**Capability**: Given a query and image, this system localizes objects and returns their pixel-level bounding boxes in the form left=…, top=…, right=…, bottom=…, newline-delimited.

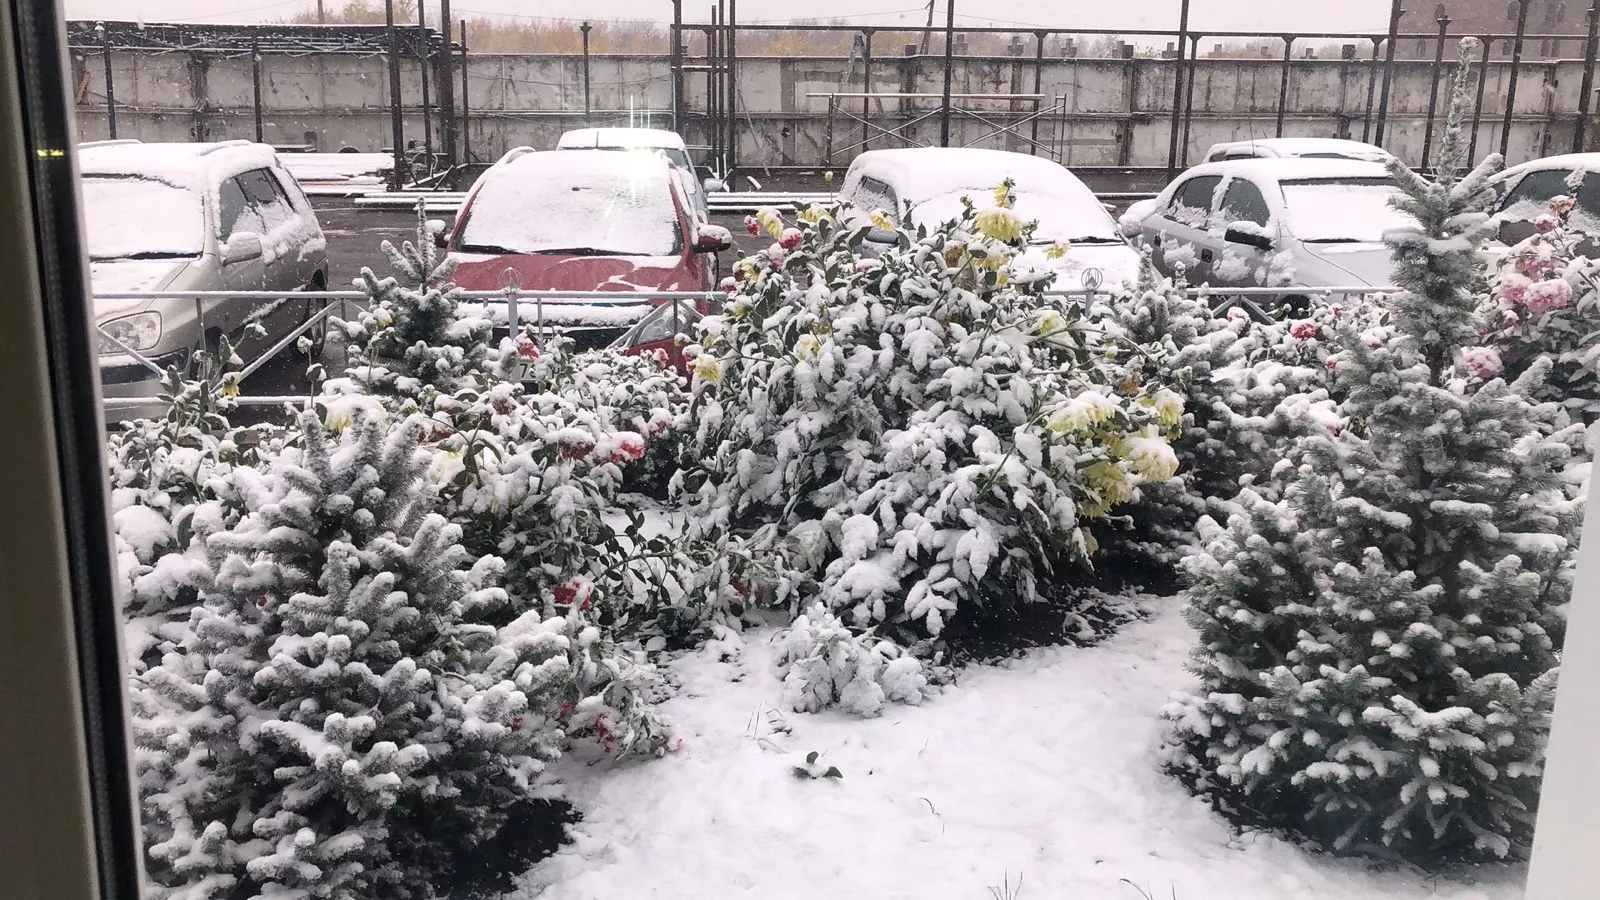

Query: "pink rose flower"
left=1291, top=321, right=1319, bottom=341
left=744, top=215, right=762, bottom=237
left=1462, top=345, right=1503, bottom=380
left=515, top=335, right=541, bottom=360
left=779, top=227, right=804, bottom=251
left=1499, top=272, right=1532, bottom=304
left=1524, top=278, right=1574, bottom=313
left=1535, top=214, right=1560, bottom=234
left=1551, top=195, right=1576, bottom=216
left=766, top=244, right=788, bottom=266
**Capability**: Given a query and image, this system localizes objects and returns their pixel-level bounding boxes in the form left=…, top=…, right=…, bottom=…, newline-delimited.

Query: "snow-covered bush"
left=1474, top=198, right=1600, bottom=425
left=1165, top=45, right=1584, bottom=863
left=775, top=603, right=939, bottom=717
left=131, top=411, right=669, bottom=899
left=678, top=193, right=1178, bottom=650
left=332, top=206, right=493, bottom=396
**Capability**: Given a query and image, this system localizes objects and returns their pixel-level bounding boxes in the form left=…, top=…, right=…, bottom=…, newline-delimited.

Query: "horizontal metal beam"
left=808, top=92, right=1046, bottom=100
left=92, top=289, right=724, bottom=301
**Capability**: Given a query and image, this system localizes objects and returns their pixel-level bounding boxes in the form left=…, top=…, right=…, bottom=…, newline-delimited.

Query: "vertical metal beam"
left=1421, top=13, right=1451, bottom=168
left=671, top=0, right=683, bottom=132
left=99, top=25, right=116, bottom=139
left=439, top=0, right=457, bottom=167
left=1468, top=34, right=1491, bottom=163
left=1573, top=4, right=1599, bottom=152
left=384, top=0, right=405, bottom=189
left=709, top=10, right=721, bottom=171
left=1030, top=31, right=1046, bottom=154
left=940, top=0, right=957, bottom=146
left=1503, top=0, right=1531, bottom=158
left=1275, top=35, right=1294, bottom=137
left=727, top=0, right=738, bottom=175
left=1167, top=0, right=1192, bottom=177
left=417, top=15, right=432, bottom=171
left=1361, top=38, right=1381, bottom=141
left=862, top=30, right=875, bottom=153
left=460, top=19, right=470, bottom=165
left=1179, top=34, right=1200, bottom=167
left=581, top=22, right=593, bottom=122
left=1372, top=0, right=1403, bottom=146
left=251, top=34, right=264, bottom=143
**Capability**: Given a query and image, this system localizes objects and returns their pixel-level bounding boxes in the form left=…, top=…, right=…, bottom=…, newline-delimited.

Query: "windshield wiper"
left=531, top=247, right=641, bottom=256
left=1302, top=237, right=1366, bottom=244
left=458, top=243, right=520, bottom=254
left=90, top=251, right=192, bottom=261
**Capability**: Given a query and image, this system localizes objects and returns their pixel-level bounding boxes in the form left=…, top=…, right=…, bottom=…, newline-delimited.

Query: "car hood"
left=1296, top=242, right=1396, bottom=289
left=90, top=259, right=191, bottom=320
left=448, top=252, right=695, bottom=293
left=1016, top=242, right=1143, bottom=292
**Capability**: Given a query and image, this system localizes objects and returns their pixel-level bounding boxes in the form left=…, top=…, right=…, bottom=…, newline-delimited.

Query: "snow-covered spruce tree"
left=679, top=195, right=1178, bottom=651
left=333, top=204, right=493, bottom=397
left=132, top=412, right=583, bottom=899
left=1165, top=42, right=1585, bottom=863
left=1473, top=196, right=1600, bottom=427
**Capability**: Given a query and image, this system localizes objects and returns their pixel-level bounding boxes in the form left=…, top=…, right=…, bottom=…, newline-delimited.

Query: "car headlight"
left=98, top=312, right=162, bottom=355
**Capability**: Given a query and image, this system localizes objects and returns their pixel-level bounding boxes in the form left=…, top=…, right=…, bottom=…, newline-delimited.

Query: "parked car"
left=556, top=127, right=721, bottom=223
left=80, top=139, right=329, bottom=420
left=836, top=147, right=1142, bottom=290
left=1484, top=152, right=1600, bottom=261
left=1124, top=158, right=1413, bottom=315
left=442, top=148, right=730, bottom=360
left=1201, top=137, right=1395, bottom=165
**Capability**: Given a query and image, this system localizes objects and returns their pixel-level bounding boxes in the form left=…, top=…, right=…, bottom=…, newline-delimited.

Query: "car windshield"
left=1280, top=178, right=1414, bottom=242
left=911, top=187, right=1120, bottom=243
left=457, top=164, right=682, bottom=256
left=81, top=174, right=204, bottom=260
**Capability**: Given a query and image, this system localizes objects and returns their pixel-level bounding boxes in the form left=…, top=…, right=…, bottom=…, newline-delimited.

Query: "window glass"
left=1219, top=178, right=1271, bottom=227
left=237, top=168, right=295, bottom=230
left=854, top=176, right=899, bottom=216
left=1168, top=175, right=1222, bottom=228
left=217, top=176, right=266, bottom=240
left=457, top=159, right=682, bottom=256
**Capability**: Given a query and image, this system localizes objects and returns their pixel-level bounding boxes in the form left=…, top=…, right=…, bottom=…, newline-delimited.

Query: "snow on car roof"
left=1203, top=138, right=1394, bottom=161
left=78, top=140, right=281, bottom=189
left=1174, top=157, right=1395, bottom=185
left=557, top=128, right=689, bottom=151
left=846, top=147, right=1094, bottom=200
left=1496, top=152, right=1600, bottom=180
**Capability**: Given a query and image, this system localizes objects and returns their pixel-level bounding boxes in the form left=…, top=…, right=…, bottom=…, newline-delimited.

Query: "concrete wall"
left=73, top=48, right=1598, bottom=173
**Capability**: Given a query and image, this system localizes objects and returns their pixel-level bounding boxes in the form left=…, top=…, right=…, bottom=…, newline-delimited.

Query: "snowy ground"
left=501, top=600, right=1527, bottom=900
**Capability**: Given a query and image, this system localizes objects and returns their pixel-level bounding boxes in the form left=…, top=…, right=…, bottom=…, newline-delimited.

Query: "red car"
left=442, top=148, right=730, bottom=364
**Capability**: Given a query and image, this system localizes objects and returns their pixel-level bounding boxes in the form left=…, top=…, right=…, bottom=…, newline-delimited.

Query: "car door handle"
left=1200, top=248, right=1214, bottom=262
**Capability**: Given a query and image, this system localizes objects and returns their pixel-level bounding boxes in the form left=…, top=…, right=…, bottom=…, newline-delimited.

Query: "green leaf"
left=822, top=766, right=843, bottom=779
left=806, top=750, right=819, bottom=765
left=791, top=766, right=813, bottom=779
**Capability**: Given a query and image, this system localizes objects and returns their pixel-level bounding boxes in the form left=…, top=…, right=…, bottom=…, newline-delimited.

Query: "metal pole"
left=417, top=16, right=433, bottom=173
left=439, top=0, right=457, bottom=167
left=1275, top=36, right=1293, bottom=137
left=581, top=22, right=593, bottom=122
left=671, top=0, right=683, bottom=132
left=99, top=25, right=116, bottom=139
left=384, top=0, right=406, bottom=189
left=1468, top=34, right=1491, bottom=163
left=940, top=0, right=956, bottom=146
left=1167, top=0, right=1192, bottom=177
left=460, top=19, right=471, bottom=164
left=862, top=31, right=875, bottom=153
left=1421, top=14, right=1451, bottom=168
left=709, top=10, right=721, bottom=171
left=1180, top=34, right=1200, bottom=167
left=1361, top=38, right=1381, bottom=141
left=317, top=0, right=326, bottom=23
left=726, top=0, right=738, bottom=176
left=251, top=35, right=264, bottom=143
left=825, top=96, right=836, bottom=168
left=1372, top=0, right=1403, bottom=145
left=1573, top=4, right=1599, bottom=152
left=1030, top=31, right=1046, bottom=154
left=1503, top=0, right=1531, bottom=158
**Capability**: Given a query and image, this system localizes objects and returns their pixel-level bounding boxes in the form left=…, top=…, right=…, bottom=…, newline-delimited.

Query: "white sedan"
left=836, top=147, right=1141, bottom=291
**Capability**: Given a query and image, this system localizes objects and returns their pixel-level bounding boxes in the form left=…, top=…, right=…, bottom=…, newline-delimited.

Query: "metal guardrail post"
left=1421, top=13, right=1452, bottom=168
left=459, top=20, right=470, bottom=165
left=581, top=22, right=593, bottom=123
left=1030, top=31, right=1046, bottom=156
left=940, top=0, right=956, bottom=147
left=251, top=34, right=264, bottom=143
left=1167, top=0, right=1192, bottom=178
left=1361, top=37, right=1382, bottom=142
left=862, top=30, right=875, bottom=154
left=1503, top=0, right=1532, bottom=159
left=1275, top=36, right=1293, bottom=138
left=384, top=0, right=405, bottom=189
left=440, top=0, right=456, bottom=167
left=824, top=94, right=836, bottom=168
left=98, top=23, right=116, bottom=138
left=1372, top=0, right=1402, bottom=146
left=1179, top=34, right=1201, bottom=168
left=1468, top=35, right=1491, bottom=164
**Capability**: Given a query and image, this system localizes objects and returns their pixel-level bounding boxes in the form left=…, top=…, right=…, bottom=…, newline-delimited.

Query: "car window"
left=456, top=162, right=683, bottom=256
left=1498, top=167, right=1600, bottom=244
left=1167, top=175, right=1223, bottom=228
left=854, top=176, right=899, bottom=216
left=1225, top=151, right=1258, bottom=161
left=217, top=175, right=267, bottom=240
left=237, top=168, right=296, bottom=230
left=1219, top=178, right=1271, bottom=227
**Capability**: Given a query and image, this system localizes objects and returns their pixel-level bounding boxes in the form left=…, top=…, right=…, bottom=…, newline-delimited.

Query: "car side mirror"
left=1224, top=225, right=1273, bottom=251
left=694, top=224, right=733, bottom=253
left=703, top=177, right=727, bottom=194
left=222, top=232, right=263, bottom=264
left=427, top=218, right=450, bottom=248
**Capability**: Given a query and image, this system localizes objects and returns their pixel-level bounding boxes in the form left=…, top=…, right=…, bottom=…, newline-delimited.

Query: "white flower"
left=1143, top=388, right=1184, bottom=427
left=1119, top=428, right=1179, bottom=481
left=795, top=334, right=821, bottom=360
left=693, top=354, right=723, bottom=384
left=1462, top=345, right=1504, bottom=380
left=1047, top=391, right=1119, bottom=433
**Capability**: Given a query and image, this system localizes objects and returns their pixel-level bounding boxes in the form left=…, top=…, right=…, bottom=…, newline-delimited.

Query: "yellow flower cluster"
left=1080, top=461, right=1133, bottom=518
left=1141, top=388, right=1185, bottom=428
left=1033, top=310, right=1066, bottom=337
left=1046, top=391, right=1119, bottom=434
left=795, top=334, right=821, bottom=360
left=1043, top=242, right=1072, bottom=260
left=736, top=259, right=759, bottom=284
left=1114, top=428, right=1180, bottom=481
left=693, top=355, right=723, bottom=384
left=869, top=209, right=896, bottom=232
left=993, top=182, right=1014, bottom=209
left=974, top=208, right=1025, bottom=243
left=755, top=207, right=785, bottom=240
left=797, top=204, right=827, bottom=225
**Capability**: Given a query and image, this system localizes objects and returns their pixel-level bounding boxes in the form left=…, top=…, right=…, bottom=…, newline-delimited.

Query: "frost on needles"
left=1163, top=41, right=1585, bottom=863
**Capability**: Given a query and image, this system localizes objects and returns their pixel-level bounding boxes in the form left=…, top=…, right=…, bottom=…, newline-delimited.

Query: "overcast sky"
left=61, top=0, right=1394, bottom=34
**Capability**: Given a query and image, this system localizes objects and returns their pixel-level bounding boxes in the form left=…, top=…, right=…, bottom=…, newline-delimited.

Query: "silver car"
left=1126, top=158, right=1411, bottom=316
left=81, top=140, right=329, bottom=420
